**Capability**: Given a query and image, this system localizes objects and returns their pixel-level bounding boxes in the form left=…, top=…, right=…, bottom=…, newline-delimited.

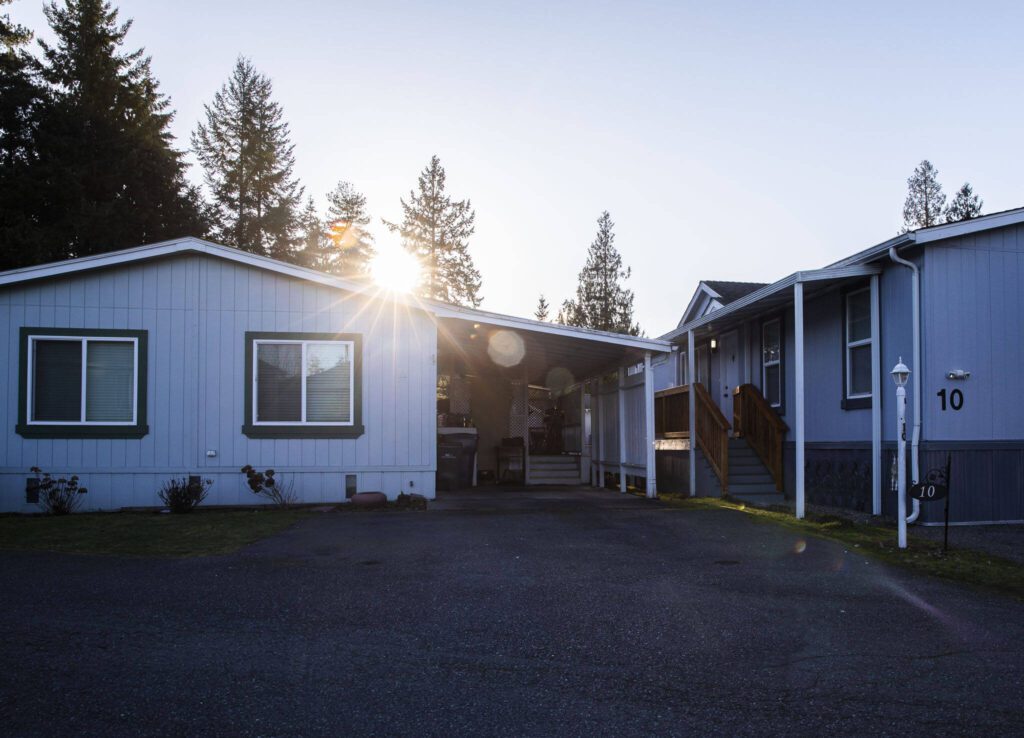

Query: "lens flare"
left=487, top=330, right=525, bottom=367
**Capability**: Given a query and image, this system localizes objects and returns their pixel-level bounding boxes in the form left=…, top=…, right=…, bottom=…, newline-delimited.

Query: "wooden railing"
left=654, top=385, right=690, bottom=438
left=732, top=383, right=787, bottom=491
left=693, top=382, right=730, bottom=493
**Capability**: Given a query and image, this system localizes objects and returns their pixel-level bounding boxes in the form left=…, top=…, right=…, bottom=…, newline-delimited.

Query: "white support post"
left=580, top=383, right=589, bottom=484
left=618, top=366, right=627, bottom=493
left=644, top=351, right=657, bottom=498
left=688, top=330, right=696, bottom=497
left=522, top=366, right=530, bottom=486
left=794, top=281, right=805, bottom=519
left=870, top=274, right=882, bottom=516
left=596, top=379, right=605, bottom=487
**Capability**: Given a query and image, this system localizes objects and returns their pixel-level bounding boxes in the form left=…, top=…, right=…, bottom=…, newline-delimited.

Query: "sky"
left=8, top=0, right=1023, bottom=336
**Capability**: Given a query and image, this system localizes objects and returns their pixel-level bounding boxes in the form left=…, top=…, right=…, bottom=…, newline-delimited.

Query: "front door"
left=718, top=331, right=740, bottom=428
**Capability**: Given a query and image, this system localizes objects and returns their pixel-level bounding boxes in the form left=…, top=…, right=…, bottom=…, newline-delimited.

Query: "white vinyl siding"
left=845, top=289, right=872, bottom=399
left=28, top=335, right=138, bottom=425
left=253, top=339, right=354, bottom=426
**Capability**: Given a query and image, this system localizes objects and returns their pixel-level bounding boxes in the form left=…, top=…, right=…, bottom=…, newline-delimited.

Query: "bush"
left=30, top=467, right=87, bottom=515
left=240, top=465, right=297, bottom=507
left=394, top=492, right=428, bottom=510
left=158, top=477, right=212, bottom=514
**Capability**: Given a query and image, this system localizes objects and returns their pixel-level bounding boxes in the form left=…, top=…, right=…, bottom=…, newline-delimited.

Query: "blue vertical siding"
left=0, top=254, right=438, bottom=511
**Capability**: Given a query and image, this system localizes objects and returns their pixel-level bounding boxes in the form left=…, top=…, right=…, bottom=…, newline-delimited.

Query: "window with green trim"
left=243, top=332, right=364, bottom=439
left=17, top=328, right=149, bottom=438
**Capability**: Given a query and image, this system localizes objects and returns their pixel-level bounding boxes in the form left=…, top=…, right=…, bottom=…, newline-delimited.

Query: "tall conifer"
left=387, top=156, right=482, bottom=307
left=944, top=182, right=983, bottom=223
left=324, top=180, right=375, bottom=276
left=561, top=211, right=640, bottom=335
left=901, top=160, right=946, bottom=232
left=192, top=56, right=303, bottom=260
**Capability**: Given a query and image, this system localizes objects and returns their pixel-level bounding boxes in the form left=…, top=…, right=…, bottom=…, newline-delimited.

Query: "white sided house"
left=0, top=238, right=670, bottom=512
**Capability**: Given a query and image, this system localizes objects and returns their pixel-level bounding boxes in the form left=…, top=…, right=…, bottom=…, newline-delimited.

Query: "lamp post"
left=891, top=358, right=911, bottom=549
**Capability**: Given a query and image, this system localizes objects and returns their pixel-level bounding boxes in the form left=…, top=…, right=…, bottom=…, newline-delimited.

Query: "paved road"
left=2, top=488, right=1022, bottom=736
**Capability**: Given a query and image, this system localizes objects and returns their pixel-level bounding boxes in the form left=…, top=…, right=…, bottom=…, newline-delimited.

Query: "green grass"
left=0, top=508, right=313, bottom=557
left=659, top=493, right=1024, bottom=600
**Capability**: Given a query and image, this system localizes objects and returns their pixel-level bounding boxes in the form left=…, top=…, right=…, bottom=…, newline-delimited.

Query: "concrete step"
left=729, top=481, right=779, bottom=495
left=529, top=463, right=579, bottom=472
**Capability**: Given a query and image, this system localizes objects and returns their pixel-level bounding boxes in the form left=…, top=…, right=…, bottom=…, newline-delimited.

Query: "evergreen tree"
left=944, top=182, right=983, bottom=223
left=192, top=56, right=303, bottom=261
left=901, top=160, right=946, bottom=232
left=297, top=197, right=330, bottom=271
left=534, top=294, right=550, bottom=321
left=324, top=180, right=375, bottom=276
left=386, top=155, right=482, bottom=307
left=2, top=0, right=205, bottom=267
left=561, top=211, right=640, bottom=335
left=0, top=0, right=45, bottom=269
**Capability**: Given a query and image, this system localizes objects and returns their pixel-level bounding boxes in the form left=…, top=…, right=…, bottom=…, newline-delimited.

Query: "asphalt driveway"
left=2, top=487, right=1023, bottom=736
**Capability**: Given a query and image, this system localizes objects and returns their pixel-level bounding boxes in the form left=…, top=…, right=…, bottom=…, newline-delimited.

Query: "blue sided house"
left=651, top=207, right=1024, bottom=525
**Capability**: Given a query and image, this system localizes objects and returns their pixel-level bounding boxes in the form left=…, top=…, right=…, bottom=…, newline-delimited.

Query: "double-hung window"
left=762, top=318, right=782, bottom=409
left=243, top=332, right=363, bottom=438
left=844, top=288, right=872, bottom=406
left=18, top=328, right=148, bottom=438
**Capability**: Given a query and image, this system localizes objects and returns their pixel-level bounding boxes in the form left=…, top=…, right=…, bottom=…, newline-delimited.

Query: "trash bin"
left=437, top=432, right=477, bottom=490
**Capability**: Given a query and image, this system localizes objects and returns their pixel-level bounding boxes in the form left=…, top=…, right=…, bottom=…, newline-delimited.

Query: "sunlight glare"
left=370, top=243, right=421, bottom=294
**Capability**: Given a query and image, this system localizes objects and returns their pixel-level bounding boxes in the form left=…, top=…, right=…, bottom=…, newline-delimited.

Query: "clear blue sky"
left=9, top=0, right=1023, bottom=335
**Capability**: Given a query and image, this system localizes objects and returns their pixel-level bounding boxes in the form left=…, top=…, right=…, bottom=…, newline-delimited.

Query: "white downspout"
left=888, top=246, right=922, bottom=524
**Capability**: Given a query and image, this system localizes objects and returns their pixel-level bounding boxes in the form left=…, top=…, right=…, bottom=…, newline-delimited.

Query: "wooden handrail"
left=693, top=382, right=730, bottom=493
left=732, top=384, right=787, bottom=491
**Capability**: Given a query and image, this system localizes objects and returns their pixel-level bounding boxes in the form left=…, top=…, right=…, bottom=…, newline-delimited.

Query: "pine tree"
left=944, top=182, right=983, bottom=223
left=2, top=0, right=205, bottom=266
left=324, top=180, right=375, bottom=276
left=534, top=294, right=550, bottom=321
left=0, top=0, right=45, bottom=269
left=561, top=211, right=640, bottom=335
left=386, top=155, right=482, bottom=307
left=297, top=197, right=330, bottom=271
left=901, top=160, right=946, bottom=232
left=192, top=56, right=303, bottom=261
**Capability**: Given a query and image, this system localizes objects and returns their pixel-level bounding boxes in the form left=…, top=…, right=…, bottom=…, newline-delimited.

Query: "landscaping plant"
left=30, top=467, right=87, bottom=515
left=240, top=466, right=297, bottom=507
left=158, top=477, right=213, bottom=514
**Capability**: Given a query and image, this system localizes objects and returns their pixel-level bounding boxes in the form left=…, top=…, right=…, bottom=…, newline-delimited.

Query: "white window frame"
left=845, top=287, right=872, bottom=400
left=762, top=318, right=782, bottom=408
left=252, top=338, right=355, bottom=427
left=26, top=335, right=139, bottom=426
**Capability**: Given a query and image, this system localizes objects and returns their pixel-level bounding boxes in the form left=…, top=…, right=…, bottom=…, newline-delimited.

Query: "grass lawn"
left=0, top=509, right=313, bottom=557
left=659, top=494, right=1024, bottom=601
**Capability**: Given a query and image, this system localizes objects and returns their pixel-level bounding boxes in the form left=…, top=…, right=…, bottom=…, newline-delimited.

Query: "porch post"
left=618, top=366, right=627, bottom=493
left=688, top=330, right=696, bottom=497
left=794, top=281, right=806, bottom=519
left=522, top=364, right=530, bottom=485
left=644, top=351, right=657, bottom=498
left=870, top=274, right=882, bottom=515
left=580, top=382, right=589, bottom=484
left=596, top=378, right=604, bottom=487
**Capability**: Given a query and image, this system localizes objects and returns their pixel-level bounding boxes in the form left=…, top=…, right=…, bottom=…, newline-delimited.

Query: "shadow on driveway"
left=2, top=486, right=1022, bottom=736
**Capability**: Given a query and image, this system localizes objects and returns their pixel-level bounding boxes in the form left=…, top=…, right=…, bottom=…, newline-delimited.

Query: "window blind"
left=306, top=343, right=351, bottom=423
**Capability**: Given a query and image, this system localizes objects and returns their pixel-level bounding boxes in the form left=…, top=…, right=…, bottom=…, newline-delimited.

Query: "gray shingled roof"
left=702, top=280, right=769, bottom=304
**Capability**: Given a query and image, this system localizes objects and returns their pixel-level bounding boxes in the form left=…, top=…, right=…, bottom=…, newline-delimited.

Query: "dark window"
left=762, top=319, right=782, bottom=408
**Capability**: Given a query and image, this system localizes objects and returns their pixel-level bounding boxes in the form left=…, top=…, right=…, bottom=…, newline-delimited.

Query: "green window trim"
left=16, top=327, right=149, bottom=439
left=242, top=331, right=364, bottom=439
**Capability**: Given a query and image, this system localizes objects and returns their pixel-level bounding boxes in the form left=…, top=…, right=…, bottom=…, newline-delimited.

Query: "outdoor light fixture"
left=890, top=358, right=910, bottom=388
left=891, top=357, right=911, bottom=549
left=946, top=369, right=970, bottom=380
left=710, top=338, right=718, bottom=351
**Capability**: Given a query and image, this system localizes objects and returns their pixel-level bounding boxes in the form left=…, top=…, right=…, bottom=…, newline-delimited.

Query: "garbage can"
left=437, top=432, right=478, bottom=490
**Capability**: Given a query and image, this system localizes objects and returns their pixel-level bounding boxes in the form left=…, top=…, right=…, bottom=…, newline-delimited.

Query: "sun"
left=370, top=245, right=421, bottom=293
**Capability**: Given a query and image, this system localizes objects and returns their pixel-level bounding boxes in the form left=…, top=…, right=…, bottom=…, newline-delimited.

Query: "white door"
left=719, top=331, right=740, bottom=428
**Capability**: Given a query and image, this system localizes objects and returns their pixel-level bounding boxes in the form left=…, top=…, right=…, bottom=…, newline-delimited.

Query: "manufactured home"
left=652, top=208, right=1024, bottom=525
left=0, top=238, right=670, bottom=512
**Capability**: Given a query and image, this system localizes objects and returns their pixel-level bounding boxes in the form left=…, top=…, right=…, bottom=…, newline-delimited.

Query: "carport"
left=430, top=302, right=672, bottom=496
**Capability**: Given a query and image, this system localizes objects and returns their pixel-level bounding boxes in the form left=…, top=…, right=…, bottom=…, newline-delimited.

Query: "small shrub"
left=394, top=492, right=428, bottom=510
left=240, top=465, right=297, bottom=507
left=158, top=477, right=213, bottom=514
left=30, top=467, right=87, bottom=515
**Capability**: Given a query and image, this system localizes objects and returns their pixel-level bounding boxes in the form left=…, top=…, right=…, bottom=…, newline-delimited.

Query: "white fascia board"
left=913, top=208, right=1024, bottom=243
left=664, top=263, right=881, bottom=342
left=676, top=282, right=717, bottom=329
left=431, top=302, right=672, bottom=353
